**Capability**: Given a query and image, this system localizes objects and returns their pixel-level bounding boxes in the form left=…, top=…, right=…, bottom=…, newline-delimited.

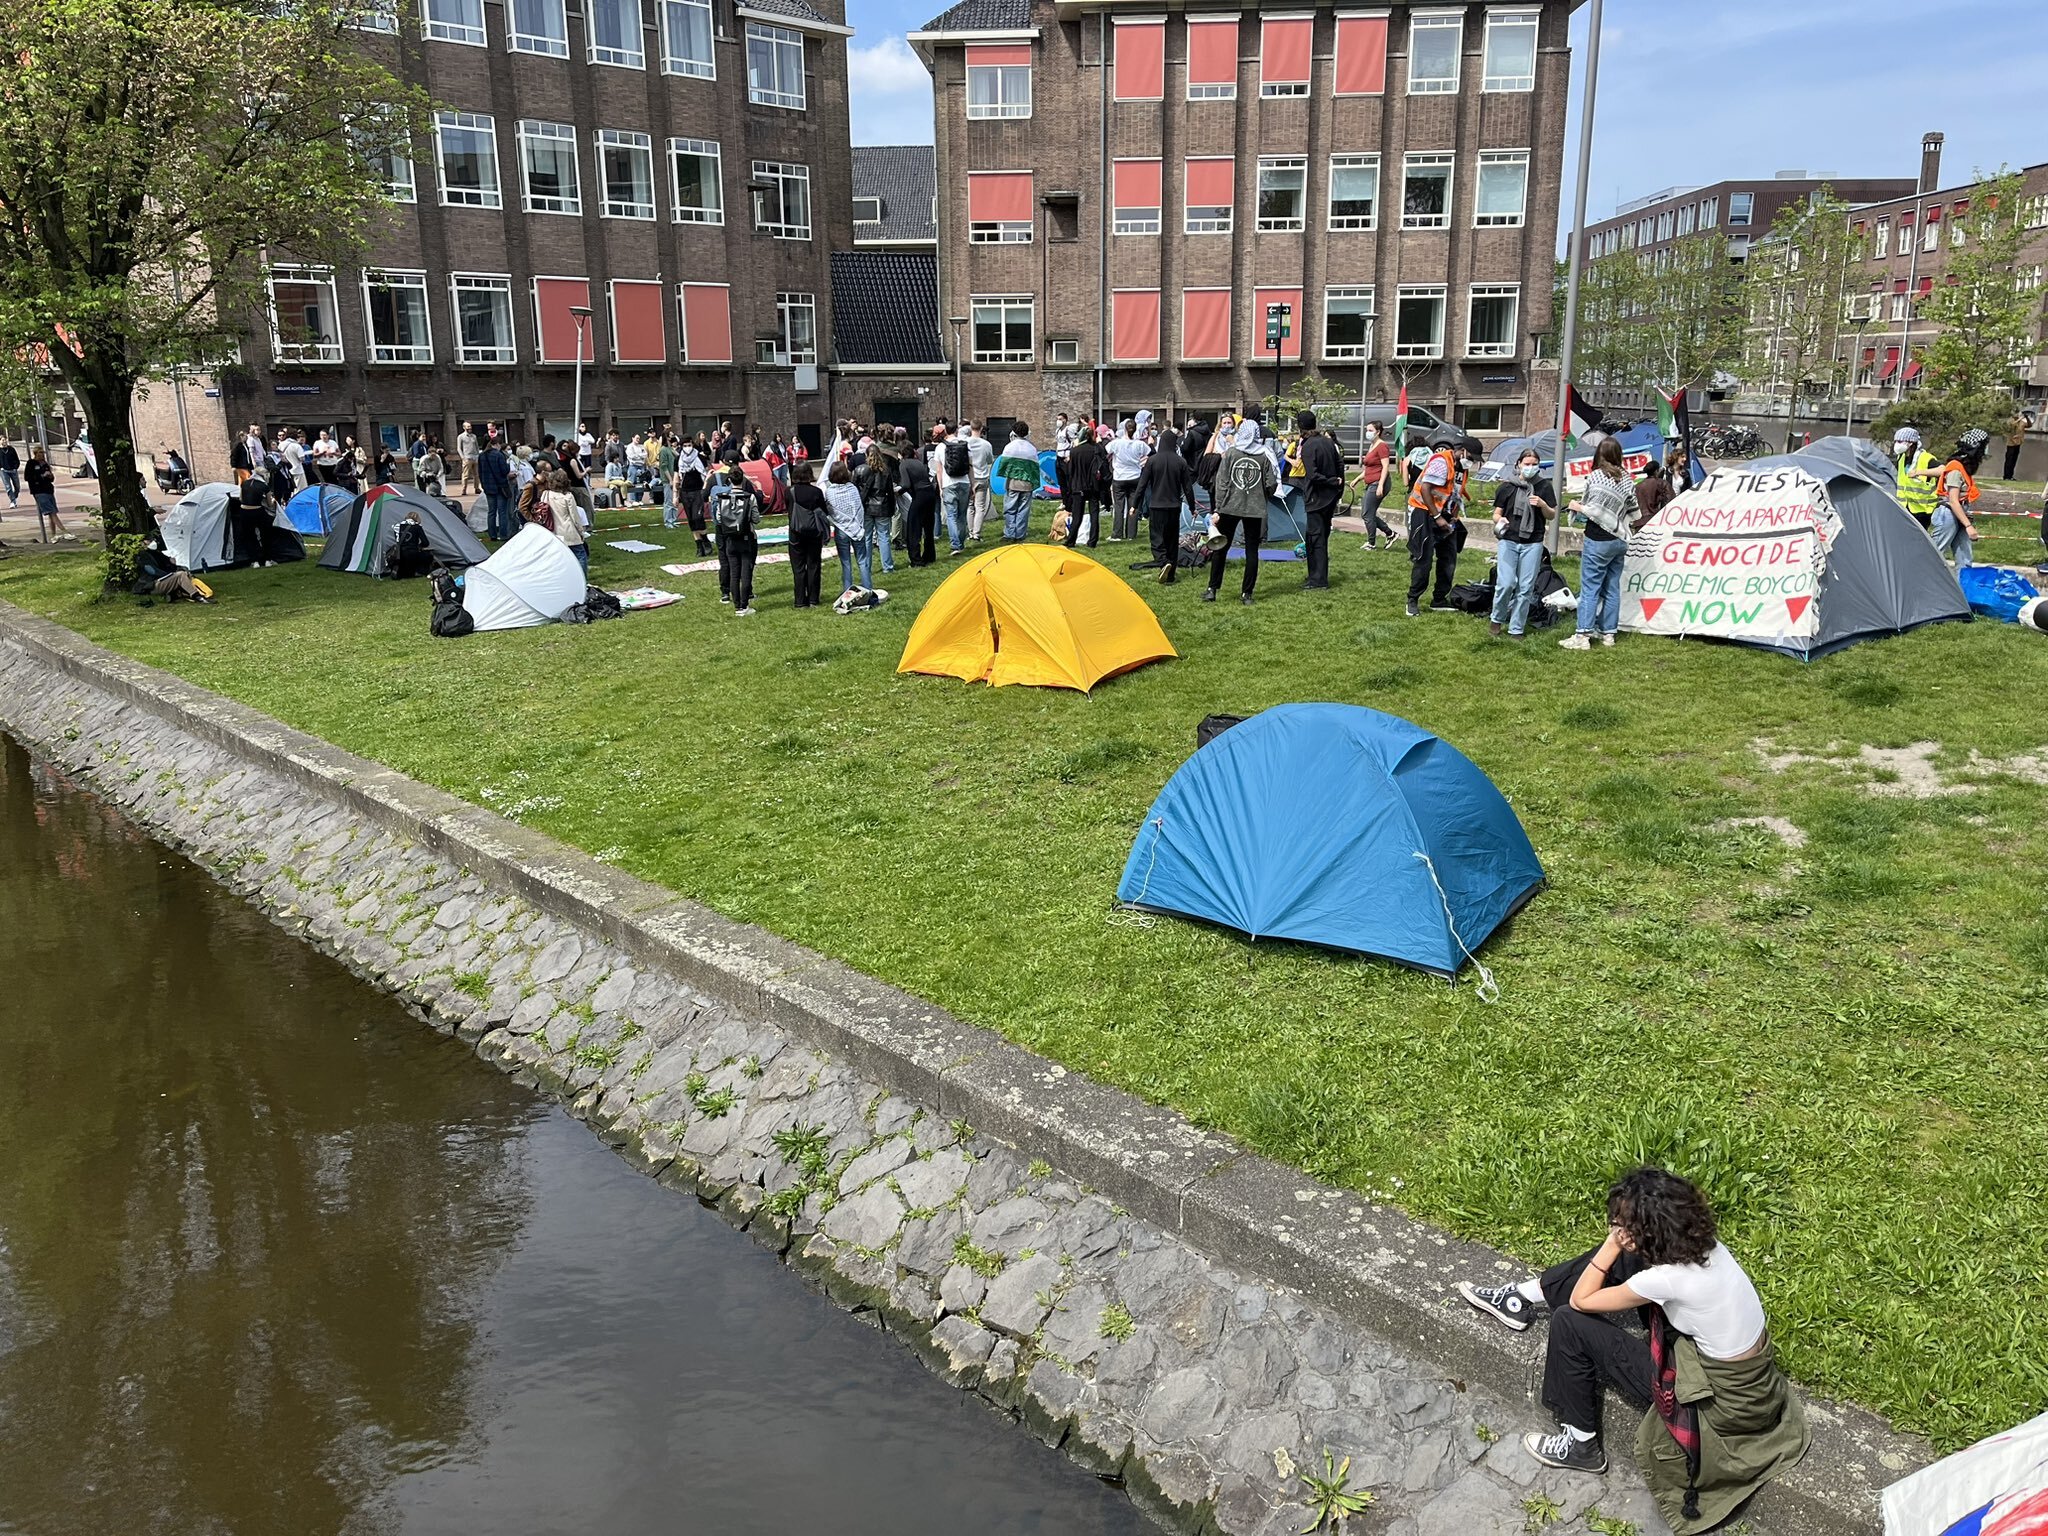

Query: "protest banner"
left=1620, top=465, right=1841, bottom=641
left=1562, top=447, right=1653, bottom=492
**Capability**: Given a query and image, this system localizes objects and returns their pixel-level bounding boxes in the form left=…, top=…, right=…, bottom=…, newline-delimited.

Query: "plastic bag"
left=1958, top=566, right=2039, bottom=623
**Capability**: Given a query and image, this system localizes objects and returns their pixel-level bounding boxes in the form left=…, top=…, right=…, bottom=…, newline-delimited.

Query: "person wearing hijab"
left=1204, top=420, right=1276, bottom=605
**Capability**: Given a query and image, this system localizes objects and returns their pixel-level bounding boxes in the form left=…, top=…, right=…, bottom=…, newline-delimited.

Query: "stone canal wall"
left=0, top=603, right=1917, bottom=1536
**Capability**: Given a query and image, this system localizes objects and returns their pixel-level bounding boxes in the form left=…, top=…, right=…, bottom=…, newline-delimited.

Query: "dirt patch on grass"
left=1713, top=815, right=1809, bottom=850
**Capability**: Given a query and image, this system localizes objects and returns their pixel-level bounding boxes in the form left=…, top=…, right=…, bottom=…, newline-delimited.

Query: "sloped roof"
left=919, top=0, right=1031, bottom=33
left=830, top=251, right=945, bottom=366
left=744, top=0, right=831, bottom=23
left=853, top=145, right=938, bottom=244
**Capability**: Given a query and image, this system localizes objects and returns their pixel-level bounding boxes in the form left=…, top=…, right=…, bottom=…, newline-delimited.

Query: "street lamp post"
left=1845, top=315, right=1873, bottom=440
left=948, top=315, right=968, bottom=424
left=569, top=305, right=593, bottom=455
left=1548, top=0, right=1604, bottom=558
left=1265, top=302, right=1291, bottom=406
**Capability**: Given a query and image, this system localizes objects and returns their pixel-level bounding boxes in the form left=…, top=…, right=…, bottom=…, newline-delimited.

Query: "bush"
left=1868, top=391, right=2015, bottom=459
left=100, top=532, right=145, bottom=596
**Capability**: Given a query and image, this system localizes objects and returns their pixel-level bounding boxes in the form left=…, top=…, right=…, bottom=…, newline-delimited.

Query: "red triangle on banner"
left=1786, top=595, right=1812, bottom=624
left=1639, top=598, right=1664, bottom=621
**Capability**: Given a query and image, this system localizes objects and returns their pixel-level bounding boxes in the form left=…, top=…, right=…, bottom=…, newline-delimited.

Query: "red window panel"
left=1260, top=17, right=1311, bottom=88
left=1861, top=346, right=1877, bottom=363
left=1926, top=205, right=1942, bottom=224
left=1114, top=158, right=1163, bottom=212
left=968, top=170, right=1034, bottom=222
left=1186, top=17, right=1238, bottom=88
left=1181, top=288, right=1231, bottom=361
left=678, top=282, right=732, bottom=364
left=1918, top=276, right=1933, bottom=296
left=1333, top=15, right=1387, bottom=94
left=1899, top=211, right=1915, bottom=227
left=1905, top=358, right=1924, bottom=381
left=1880, top=346, right=1901, bottom=380
left=1111, top=289, right=1161, bottom=362
left=1893, top=279, right=1908, bottom=294
left=1953, top=199, right=1969, bottom=217
left=965, top=42, right=1032, bottom=66
left=1252, top=286, right=1302, bottom=361
left=533, top=276, right=594, bottom=365
left=1113, top=20, right=1165, bottom=100
left=609, top=280, right=666, bottom=365
left=1185, top=156, right=1235, bottom=209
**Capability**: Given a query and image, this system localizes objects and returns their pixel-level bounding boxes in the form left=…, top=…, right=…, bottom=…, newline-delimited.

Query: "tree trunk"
left=68, top=362, right=149, bottom=540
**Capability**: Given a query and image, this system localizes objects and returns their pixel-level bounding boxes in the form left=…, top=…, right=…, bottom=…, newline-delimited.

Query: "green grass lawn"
left=5, top=513, right=2046, bottom=1450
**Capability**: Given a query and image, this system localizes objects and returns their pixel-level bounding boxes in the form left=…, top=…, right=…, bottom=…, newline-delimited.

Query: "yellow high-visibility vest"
left=1895, top=448, right=1939, bottom=517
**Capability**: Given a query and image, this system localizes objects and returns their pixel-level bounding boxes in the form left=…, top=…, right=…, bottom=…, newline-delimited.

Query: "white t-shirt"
left=1628, top=1243, right=1766, bottom=1360
left=1108, top=434, right=1151, bottom=482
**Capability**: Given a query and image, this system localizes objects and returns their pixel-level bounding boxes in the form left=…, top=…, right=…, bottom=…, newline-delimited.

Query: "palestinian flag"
left=1655, top=390, right=1679, bottom=443
left=1393, top=384, right=1409, bottom=458
left=1564, top=383, right=1602, bottom=451
left=1657, top=388, right=1708, bottom=488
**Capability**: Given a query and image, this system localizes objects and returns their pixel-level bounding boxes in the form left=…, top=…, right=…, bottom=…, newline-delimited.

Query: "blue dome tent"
left=282, top=482, right=354, bottom=535
left=1115, top=705, right=1543, bottom=977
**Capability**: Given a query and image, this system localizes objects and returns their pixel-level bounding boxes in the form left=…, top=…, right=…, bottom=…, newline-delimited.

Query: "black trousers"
left=1406, top=507, right=1458, bottom=605
left=1206, top=514, right=1260, bottom=595
left=790, top=527, right=825, bottom=607
left=906, top=493, right=938, bottom=565
left=717, top=526, right=758, bottom=608
left=1538, top=1248, right=1652, bottom=1432
left=1303, top=509, right=1333, bottom=587
left=1360, top=485, right=1398, bottom=543
left=2006, top=444, right=2023, bottom=481
left=1065, top=491, right=1104, bottom=548
left=1147, top=502, right=1179, bottom=568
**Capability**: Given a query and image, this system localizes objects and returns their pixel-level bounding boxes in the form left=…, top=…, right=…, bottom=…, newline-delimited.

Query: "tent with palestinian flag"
left=1619, top=436, right=1969, bottom=660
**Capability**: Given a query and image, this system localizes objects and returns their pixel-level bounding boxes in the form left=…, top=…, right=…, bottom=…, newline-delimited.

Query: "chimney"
left=1920, top=132, right=1945, bottom=195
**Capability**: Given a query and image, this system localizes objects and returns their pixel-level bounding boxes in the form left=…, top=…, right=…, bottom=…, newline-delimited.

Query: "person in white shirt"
left=575, top=424, right=596, bottom=468
left=1106, top=418, right=1151, bottom=542
left=964, top=423, right=995, bottom=542
left=279, top=431, right=306, bottom=491
left=455, top=421, right=481, bottom=493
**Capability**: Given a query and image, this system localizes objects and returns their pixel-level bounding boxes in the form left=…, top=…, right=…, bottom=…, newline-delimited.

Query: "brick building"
left=1583, top=171, right=1915, bottom=272
left=908, top=0, right=1577, bottom=439
left=827, top=145, right=952, bottom=435
left=134, top=0, right=858, bottom=475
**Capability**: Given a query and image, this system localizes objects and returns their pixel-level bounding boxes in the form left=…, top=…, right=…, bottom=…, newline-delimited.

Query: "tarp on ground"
left=319, top=483, right=489, bottom=575
left=1115, top=704, right=1543, bottom=976
left=282, top=482, right=354, bottom=535
left=739, top=460, right=789, bottom=517
left=461, top=523, right=586, bottom=630
left=897, top=544, right=1176, bottom=692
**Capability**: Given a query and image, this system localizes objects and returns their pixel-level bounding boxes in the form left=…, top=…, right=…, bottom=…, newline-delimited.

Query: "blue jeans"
left=571, top=543, right=589, bottom=575
left=1930, top=507, right=1974, bottom=567
left=866, top=510, right=894, bottom=574
left=1577, top=536, right=1625, bottom=636
left=0, top=466, right=17, bottom=504
left=1491, top=539, right=1543, bottom=635
left=1003, top=486, right=1033, bottom=541
left=836, top=527, right=873, bottom=590
left=941, top=481, right=970, bottom=551
left=484, top=489, right=514, bottom=541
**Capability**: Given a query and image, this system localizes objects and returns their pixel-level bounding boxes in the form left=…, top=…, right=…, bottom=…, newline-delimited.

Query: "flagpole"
left=1548, top=0, right=1604, bottom=558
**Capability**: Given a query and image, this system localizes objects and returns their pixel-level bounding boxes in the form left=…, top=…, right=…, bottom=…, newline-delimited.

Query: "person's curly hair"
left=1607, top=1167, right=1717, bottom=1268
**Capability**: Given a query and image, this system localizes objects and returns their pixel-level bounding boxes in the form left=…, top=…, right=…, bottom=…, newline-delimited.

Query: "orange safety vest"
left=1408, top=449, right=1459, bottom=516
left=1941, top=459, right=1980, bottom=506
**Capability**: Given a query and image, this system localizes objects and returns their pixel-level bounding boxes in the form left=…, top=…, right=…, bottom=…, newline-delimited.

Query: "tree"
left=1919, top=170, right=2035, bottom=399
left=0, top=0, right=422, bottom=537
left=1260, top=372, right=1359, bottom=428
left=1569, top=236, right=1742, bottom=410
left=1740, top=190, right=1859, bottom=449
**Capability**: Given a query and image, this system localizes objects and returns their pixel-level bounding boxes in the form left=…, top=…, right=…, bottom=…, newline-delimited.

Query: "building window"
left=509, top=0, right=567, bottom=56
left=361, top=269, right=433, bottom=364
left=1951, top=204, right=1967, bottom=247
left=1256, top=156, right=1307, bottom=232
left=517, top=121, right=581, bottom=215
left=357, top=0, right=398, bottom=34
left=451, top=274, right=517, bottom=365
left=1890, top=286, right=1909, bottom=321
left=1328, top=155, right=1378, bottom=230
left=423, top=0, right=485, bottom=46
left=2023, top=194, right=2048, bottom=230
left=1727, top=191, right=1753, bottom=227
left=776, top=292, right=818, bottom=365
left=660, top=0, right=715, bottom=77
left=597, top=130, right=656, bottom=219
left=746, top=23, right=806, bottom=110
left=1701, top=197, right=1718, bottom=229
left=1678, top=204, right=1695, bottom=236
left=751, top=159, right=810, bottom=239
left=1112, top=159, right=1161, bottom=236
left=1474, top=150, right=1528, bottom=228
left=1401, top=152, right=1453, bottom=230
left=1185, top=157, right=1234, bottom=234
left=1466, top=284, right=1519, bottom=359
left=1323, top=286, right=1375, bottom=360
left=970, top=221, right=1031, bottom=243
left=434, top=112, right=500, bottom=208
left=1187, top=17, right=1237, bottom=99
left=1657, top=211, right=1674, bottom=242
left=267, top=266, right=344, bottom=364
left=1394, top=284, right=1446, bottom=360
left=354, top=107, right=414, bottom=203
left=1481, top=8, right=1537, bottom=91
left=1258, top=17, right=1310, bottom=97
left=587, top=0, right=643, bottom=67
left=968, top=170, right=1032, bottom=243
left=967, top=61, right=1031, bottom=118
left=1048, top=338, right=1081, bottom=366
left=1873, top=218, right=1889, bottom=257
left=1408, top=12, right=1461, bottom=94
left=853, top=196, right=882, bottom=223
left=1114, top=19, right=1166, bottom=100
left=669, top=138, right=723, bottom=224
left=971, top=295, right=1034, bottom=364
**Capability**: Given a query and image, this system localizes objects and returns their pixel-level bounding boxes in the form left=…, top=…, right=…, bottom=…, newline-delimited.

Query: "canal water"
left=0, top=736, right=1151, bottom=1536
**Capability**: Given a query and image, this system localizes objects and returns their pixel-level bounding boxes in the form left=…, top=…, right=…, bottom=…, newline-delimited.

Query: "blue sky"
left=845, top=0, right=2037, bottom=222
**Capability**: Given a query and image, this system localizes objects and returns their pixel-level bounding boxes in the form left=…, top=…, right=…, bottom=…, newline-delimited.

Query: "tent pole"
left=1548, top=0, right=1602, bottom=559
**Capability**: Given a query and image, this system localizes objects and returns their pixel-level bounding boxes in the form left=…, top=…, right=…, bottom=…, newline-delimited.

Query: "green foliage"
left=1297, top=1448, right=1375, bottom=1532
left=951, top=1232, right=1005, bottom=1279
left=100, top=533, right=146, bottom=595
left=772, top=1122, right=832, bottom=1180
left=1098, top=1302, right=1135, bottom=1341
left=1868, top=390, right=2018, bottom=461
left=1575, top=233, right=1745, bottom=399
left=1586, top=1514, right=1640, bottom=1536
left=452, top=970, right=491, bottom=1002
left=1920, top=171, right=2034, bottom=397
left=1261, top=372, right=1359, bottom=431
left=1742, top=189, right=1861, bottom=405
left=1522, top=1492, right=1564, bottom=1531
left=572, top=1041, right=620, bottom=1071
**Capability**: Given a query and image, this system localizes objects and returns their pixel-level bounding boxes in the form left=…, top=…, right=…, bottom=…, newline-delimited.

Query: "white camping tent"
left=461, top=523, right=585, bottom=630
left=159, top=483, right=239, bottom=570
left=1882, top=1408, right=2048, bottom=1533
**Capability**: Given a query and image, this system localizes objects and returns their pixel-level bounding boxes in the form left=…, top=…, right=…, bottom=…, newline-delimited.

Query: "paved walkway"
left=0, top=478, right=116, bottom=548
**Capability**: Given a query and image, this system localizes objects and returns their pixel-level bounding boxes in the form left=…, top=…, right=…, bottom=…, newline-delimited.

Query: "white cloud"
left=849, top=33, right=930, bottom=94
left=847, top=34, right=936, bottom=142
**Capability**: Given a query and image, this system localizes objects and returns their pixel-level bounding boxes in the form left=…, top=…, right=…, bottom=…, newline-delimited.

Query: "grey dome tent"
left=159, top=481, right=306, bottom=570
left=318, top=483, right=489, bottom=576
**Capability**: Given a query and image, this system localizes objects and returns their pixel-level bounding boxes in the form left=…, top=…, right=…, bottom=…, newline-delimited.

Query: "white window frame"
left=1393, top=283, right=1446, bottom=361
left=517, top=120, right=581, bottom=215
left=1480, top=8, right=1537, bottom=92
left=586, top=0, right=645, bottom=68
left=1465, top=283, right=1519, bottom=360
left=745, top=22, right=806, bottom=111
left=1401, top=151, right=1454, bottom=231
left=360, top=268, right=434, bottom=365
left=355, top=106, right=414, bottom=203
left=1701, top=197, right=1718, bottom=229
left=450, top=273, right=518, bottom=365
left=433, top=111, right=501, bottom=209
left=1112, top=160, right=1161, bottom=236
left=1185, top=159, right=1234, bottom=234
left=1727, top=191, right=1753, bottom=227
left=1255, top=155, right=1307, bottom=233
left=966, top=61, right=1032, bottom=119
left=776, top=292, right=818, bottom=366
left=1407, top=11, right=1462, bottom=94
left=1327, top=154, right=1379, bottom=231
left=751, top=159, right=811, bottom=240
left=266, top=265, right=344, bottom=365
left=356, top=0, right=398, bottom=34
left=853, top=195, right=883, bottom=222
left=424, top=0, right=486, bottom=45
left=1474, top=149, right=1529, bottom=229
left=970, top=294, right=1034, bottom=365
left=660, top=0, right=715, bottom=78
left=669, top=138, right=723, bottom=224
left=1873, top=218, right=1889, bottom=258
left=508, top=0, right=568, bottom=56
left=1322, top=285, right=1375, bottom=361
left=1047, top=337, right=1081, bottom=365
left=1923, top=217, right=1939, bottom=253
left=970, top=219, right=1032, bottom=244
left=597, top=129, right=657, bottom=220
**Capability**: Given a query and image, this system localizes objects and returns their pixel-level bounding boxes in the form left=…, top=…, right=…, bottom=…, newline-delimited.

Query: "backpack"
left=944, top=438, right=970, bottom=479
left=430, top=599, right=474, bottom=638
left=387, top=520, right=432, bottom=578
left=713, top=483, right=752, bottom=530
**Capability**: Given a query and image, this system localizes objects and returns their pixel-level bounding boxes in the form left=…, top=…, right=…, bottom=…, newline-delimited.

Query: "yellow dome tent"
left=896, top=545, right=1177, bottom=692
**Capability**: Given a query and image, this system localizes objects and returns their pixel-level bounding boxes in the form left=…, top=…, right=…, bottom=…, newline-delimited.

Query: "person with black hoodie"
left=899, top=447, right=939, bottom=566
left=1297, top=411, right=1345, bottom=590
left=1064, top=428, right=1108, bottom=548
left=786, top=461, right=830, bottom=608
left=1133, top=429, right=1197, bottom=583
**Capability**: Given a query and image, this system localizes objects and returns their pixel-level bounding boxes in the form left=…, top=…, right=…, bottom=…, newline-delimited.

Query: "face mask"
left=1365, top=427, right=1378, bottom=441
left=1520, top=464, right=1539, bottom=481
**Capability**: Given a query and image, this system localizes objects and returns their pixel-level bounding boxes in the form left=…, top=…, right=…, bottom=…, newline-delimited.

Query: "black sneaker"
left=1200, top=588, right=1216, bottom=604
left=1522, top=1430, right=1606, bottom=1474
left=1458, top=1281, right=1535, bottom=1331
left=1240, top=593, right=1253, bottom=606
left=1406, top=600, right=1421, bottom=618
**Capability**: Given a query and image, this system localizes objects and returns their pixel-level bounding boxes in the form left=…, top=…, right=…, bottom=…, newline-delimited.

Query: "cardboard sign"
left=1562, top=449, right=1652, bottom=492
left=1620, top=466, right=1841, bottom=640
